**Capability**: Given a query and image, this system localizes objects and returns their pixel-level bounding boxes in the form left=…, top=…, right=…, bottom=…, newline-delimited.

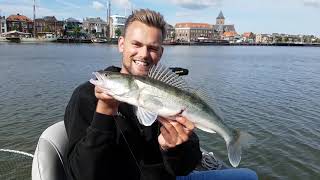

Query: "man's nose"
left=138, top=46, right=149, bottom=59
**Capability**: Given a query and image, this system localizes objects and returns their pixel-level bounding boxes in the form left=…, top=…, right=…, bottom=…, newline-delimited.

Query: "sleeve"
left=161, top=132, right=202, bottom=176
left=64, top=82, right=118, bottom=180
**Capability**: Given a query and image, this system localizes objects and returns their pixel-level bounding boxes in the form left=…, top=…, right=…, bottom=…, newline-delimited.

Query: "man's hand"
left=158, top=116, right=195, bottom=151
left=95, top=86, right=119, bottom=115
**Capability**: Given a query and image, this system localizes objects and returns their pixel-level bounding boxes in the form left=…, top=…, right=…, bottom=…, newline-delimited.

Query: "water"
left=0, top=43, right=320, bottom=179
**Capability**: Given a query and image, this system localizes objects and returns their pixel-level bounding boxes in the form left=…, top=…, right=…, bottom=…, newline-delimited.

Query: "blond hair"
left=124, top=9, right=166, bottom=40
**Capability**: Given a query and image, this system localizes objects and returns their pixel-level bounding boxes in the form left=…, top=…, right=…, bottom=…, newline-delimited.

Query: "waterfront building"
left=165, top=24, right=175, bottom=41
left=242, top=32, right=255, bottom=43
left=222, top=31, right=238, bottom=42
left=110, top=15, right=127, bottom=38
left=0, top=16, right=7, bottom=34
left=83, top=17, right=108, bottom=37
left=175, top=23, right=213, bottom=42
left=256, top=34, right=273, bottom=44
left=64, top=18, right=82, bottom=34
left=213, top=11, right=237, bottom=39
left=6, top=14, right=33, bottom=34
left=35, top=16, right=64, bottom=36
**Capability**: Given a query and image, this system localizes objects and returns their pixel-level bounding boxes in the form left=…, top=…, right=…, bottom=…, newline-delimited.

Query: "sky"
left=0, top=0, right=320, bottom=36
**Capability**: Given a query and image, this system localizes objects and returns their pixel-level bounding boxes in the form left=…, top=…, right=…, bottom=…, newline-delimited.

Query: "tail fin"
left=226, top=130, right=254, bottom=167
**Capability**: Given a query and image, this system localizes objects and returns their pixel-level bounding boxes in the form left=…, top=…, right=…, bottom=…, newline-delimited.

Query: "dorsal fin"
left=148, top=64, right=189, bottom=90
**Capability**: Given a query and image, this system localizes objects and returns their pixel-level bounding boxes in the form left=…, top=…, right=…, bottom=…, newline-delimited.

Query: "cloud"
left=55, top=0, right=81, bottom=9
left=92, top=1, right=105, bottom=11
left=303, top=0, right=320, bottom=7
left=112, top=0, right=132, bottom=8
left=0, top=3, right=79, bottom=20
left=172, top=0, right=221, bottom=10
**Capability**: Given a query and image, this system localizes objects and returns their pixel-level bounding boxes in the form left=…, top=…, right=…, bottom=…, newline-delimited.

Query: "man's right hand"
left=95, top=86, right=119, bottom=115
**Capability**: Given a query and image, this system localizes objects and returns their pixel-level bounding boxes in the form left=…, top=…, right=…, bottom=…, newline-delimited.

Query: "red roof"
left=242, top=32, right=253, bottom=38
left=175, top=23, right=212, bottom=28
left=223, top=31, right=237, bottom=37
left=7, top=14, right=33, bottom=22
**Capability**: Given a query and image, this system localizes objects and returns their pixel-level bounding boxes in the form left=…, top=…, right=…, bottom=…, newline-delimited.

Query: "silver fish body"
left=90, top=69, right=252, bottom=167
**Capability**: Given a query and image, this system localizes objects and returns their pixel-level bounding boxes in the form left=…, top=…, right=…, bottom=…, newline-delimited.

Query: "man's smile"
left=133, top=59, right=150, bottom=67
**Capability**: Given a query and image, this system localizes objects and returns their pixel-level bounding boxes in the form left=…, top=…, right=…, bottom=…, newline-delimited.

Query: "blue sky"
left=0, top=0, right=320, bottom=36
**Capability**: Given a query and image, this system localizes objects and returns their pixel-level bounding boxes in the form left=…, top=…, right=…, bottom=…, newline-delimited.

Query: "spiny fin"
left=136, top=106, right=158, bottom=126
left=196, top=124, right=216, bottom=134
left=148, top=64, right=189, bottom=90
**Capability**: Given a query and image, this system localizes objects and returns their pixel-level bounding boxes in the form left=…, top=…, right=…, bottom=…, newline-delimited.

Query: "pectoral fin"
left=136, top=106, right=158, bottom=126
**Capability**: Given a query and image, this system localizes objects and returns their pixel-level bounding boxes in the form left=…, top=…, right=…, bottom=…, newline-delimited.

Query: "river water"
left=0, top=43, right=319, bottom=179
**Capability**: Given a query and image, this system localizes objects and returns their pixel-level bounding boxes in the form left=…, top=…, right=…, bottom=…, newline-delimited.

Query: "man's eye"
left=150, top=47, right=159, bottom=51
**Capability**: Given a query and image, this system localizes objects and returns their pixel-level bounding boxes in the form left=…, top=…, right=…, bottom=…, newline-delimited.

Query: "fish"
left=90, top=64, right=253, bottom=167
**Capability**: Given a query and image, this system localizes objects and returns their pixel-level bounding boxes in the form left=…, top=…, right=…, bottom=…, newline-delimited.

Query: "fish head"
left=90, top=71, right=136, bottom=97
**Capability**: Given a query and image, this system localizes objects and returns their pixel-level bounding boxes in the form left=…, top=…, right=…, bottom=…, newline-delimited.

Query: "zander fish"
left=90, top=64, right=252, bottom=167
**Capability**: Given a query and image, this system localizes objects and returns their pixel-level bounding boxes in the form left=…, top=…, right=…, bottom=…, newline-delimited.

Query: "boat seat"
left=32, top=121, right=68, bottom=180
left=31, top=121, right=228, bottom=180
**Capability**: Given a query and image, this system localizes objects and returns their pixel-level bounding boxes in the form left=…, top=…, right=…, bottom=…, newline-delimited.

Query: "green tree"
left=73, top=26, right=81, bottom=37
left=44, top=25, right=51, bottom=32
left=115, top=28, right=122, bottom=38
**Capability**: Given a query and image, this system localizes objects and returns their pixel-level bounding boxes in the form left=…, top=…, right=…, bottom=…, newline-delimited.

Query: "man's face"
left=118, top=21, right=163, bottom=76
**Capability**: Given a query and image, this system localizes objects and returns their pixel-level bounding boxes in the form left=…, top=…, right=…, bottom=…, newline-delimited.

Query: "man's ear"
left=118, top=36, right=124, bottom=53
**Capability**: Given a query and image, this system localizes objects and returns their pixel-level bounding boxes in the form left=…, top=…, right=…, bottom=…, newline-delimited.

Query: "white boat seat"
left=32, top=121, right=68, bottom=180
left=30, top=121, right=227, bottom=180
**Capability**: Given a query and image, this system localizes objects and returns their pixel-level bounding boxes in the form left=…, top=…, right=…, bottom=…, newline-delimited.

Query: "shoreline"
left=1, top=39, right=320, bottom=47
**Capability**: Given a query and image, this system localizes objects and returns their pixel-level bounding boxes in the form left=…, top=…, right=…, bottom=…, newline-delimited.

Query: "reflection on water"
left=0, top=43, right=320, bottom=179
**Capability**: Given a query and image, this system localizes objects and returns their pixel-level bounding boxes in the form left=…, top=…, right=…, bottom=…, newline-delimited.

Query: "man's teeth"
left=134, top=60, right=148, bottom=66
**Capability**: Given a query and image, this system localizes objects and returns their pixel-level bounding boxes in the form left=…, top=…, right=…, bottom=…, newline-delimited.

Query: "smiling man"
left=64, top=9, right=202, bottom=180
left=64, top=9, right=257, bottom=180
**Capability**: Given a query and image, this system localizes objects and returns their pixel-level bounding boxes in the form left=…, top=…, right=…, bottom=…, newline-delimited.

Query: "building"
left=6, top=14, right=34, bottom=34
left=35, top=16, right=64, bottom=36
left=256, top=34, right=273, bottom=43
left=222, top=31, right=237, bottom=42
left=175, top=23, right=213, bottom=42
left=83, top=17, right=108, bottom=37
left=242, top=32, right=255, bottom=43
left=164, top=24, right=175, bottom=41
left=64, top=18, right=82, bottom=34
left=110, top=15, right=127, bottom=38
left=213, top=11, right=236, bottom=38
left=0, top=16, right=7, bottom=34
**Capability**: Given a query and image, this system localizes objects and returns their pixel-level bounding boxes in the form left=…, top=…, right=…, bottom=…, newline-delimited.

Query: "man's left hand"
left=158, top=116, right=195, bottom=151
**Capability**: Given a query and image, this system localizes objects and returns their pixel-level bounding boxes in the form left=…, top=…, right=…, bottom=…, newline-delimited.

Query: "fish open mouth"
left=133, top=59, right=150, bottom=66
left=89, top=72, right=104, bottom=86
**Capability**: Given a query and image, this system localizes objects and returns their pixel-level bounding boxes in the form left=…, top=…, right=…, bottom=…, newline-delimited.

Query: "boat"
left=20, top=33, right=58, bottom=43
left=0, top=36, right=9, bottom=42
left=91, top=37, right=109, bottom=43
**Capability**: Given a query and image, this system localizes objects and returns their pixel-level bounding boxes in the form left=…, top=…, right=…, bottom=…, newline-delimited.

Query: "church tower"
left=216, top=11, right=225, bottom=25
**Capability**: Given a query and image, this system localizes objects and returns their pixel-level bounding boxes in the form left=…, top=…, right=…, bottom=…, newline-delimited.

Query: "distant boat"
left=0, top=36, right=9, bottom=42
left=91, top=37, right=108, bottom=43
left=20, top=33, right=58, bottom=43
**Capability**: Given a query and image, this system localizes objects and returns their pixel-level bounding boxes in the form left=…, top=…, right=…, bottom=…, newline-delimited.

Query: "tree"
left=73, top=26, right=81, bottom=37
left=44, top=25, right=51, bottom=32
left=115, top=28, right=121, bottom=38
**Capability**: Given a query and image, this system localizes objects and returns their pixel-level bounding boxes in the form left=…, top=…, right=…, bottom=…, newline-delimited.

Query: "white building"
left=0, top=16, right=7, bottom=34
left=110, top=15, right=127, bottom=38
left=83, top=17, right=108, bottom=37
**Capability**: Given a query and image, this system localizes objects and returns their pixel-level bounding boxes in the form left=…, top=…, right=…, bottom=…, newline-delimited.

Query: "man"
left=64, top=9, right=258, bottom=180
left=64, top=9, right=202, bottom=180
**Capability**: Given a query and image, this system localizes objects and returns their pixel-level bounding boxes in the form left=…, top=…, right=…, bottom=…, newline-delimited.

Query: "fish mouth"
left=133, top=59, right=150, bottom=67
left=90, top=71, right=105, bottom=87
